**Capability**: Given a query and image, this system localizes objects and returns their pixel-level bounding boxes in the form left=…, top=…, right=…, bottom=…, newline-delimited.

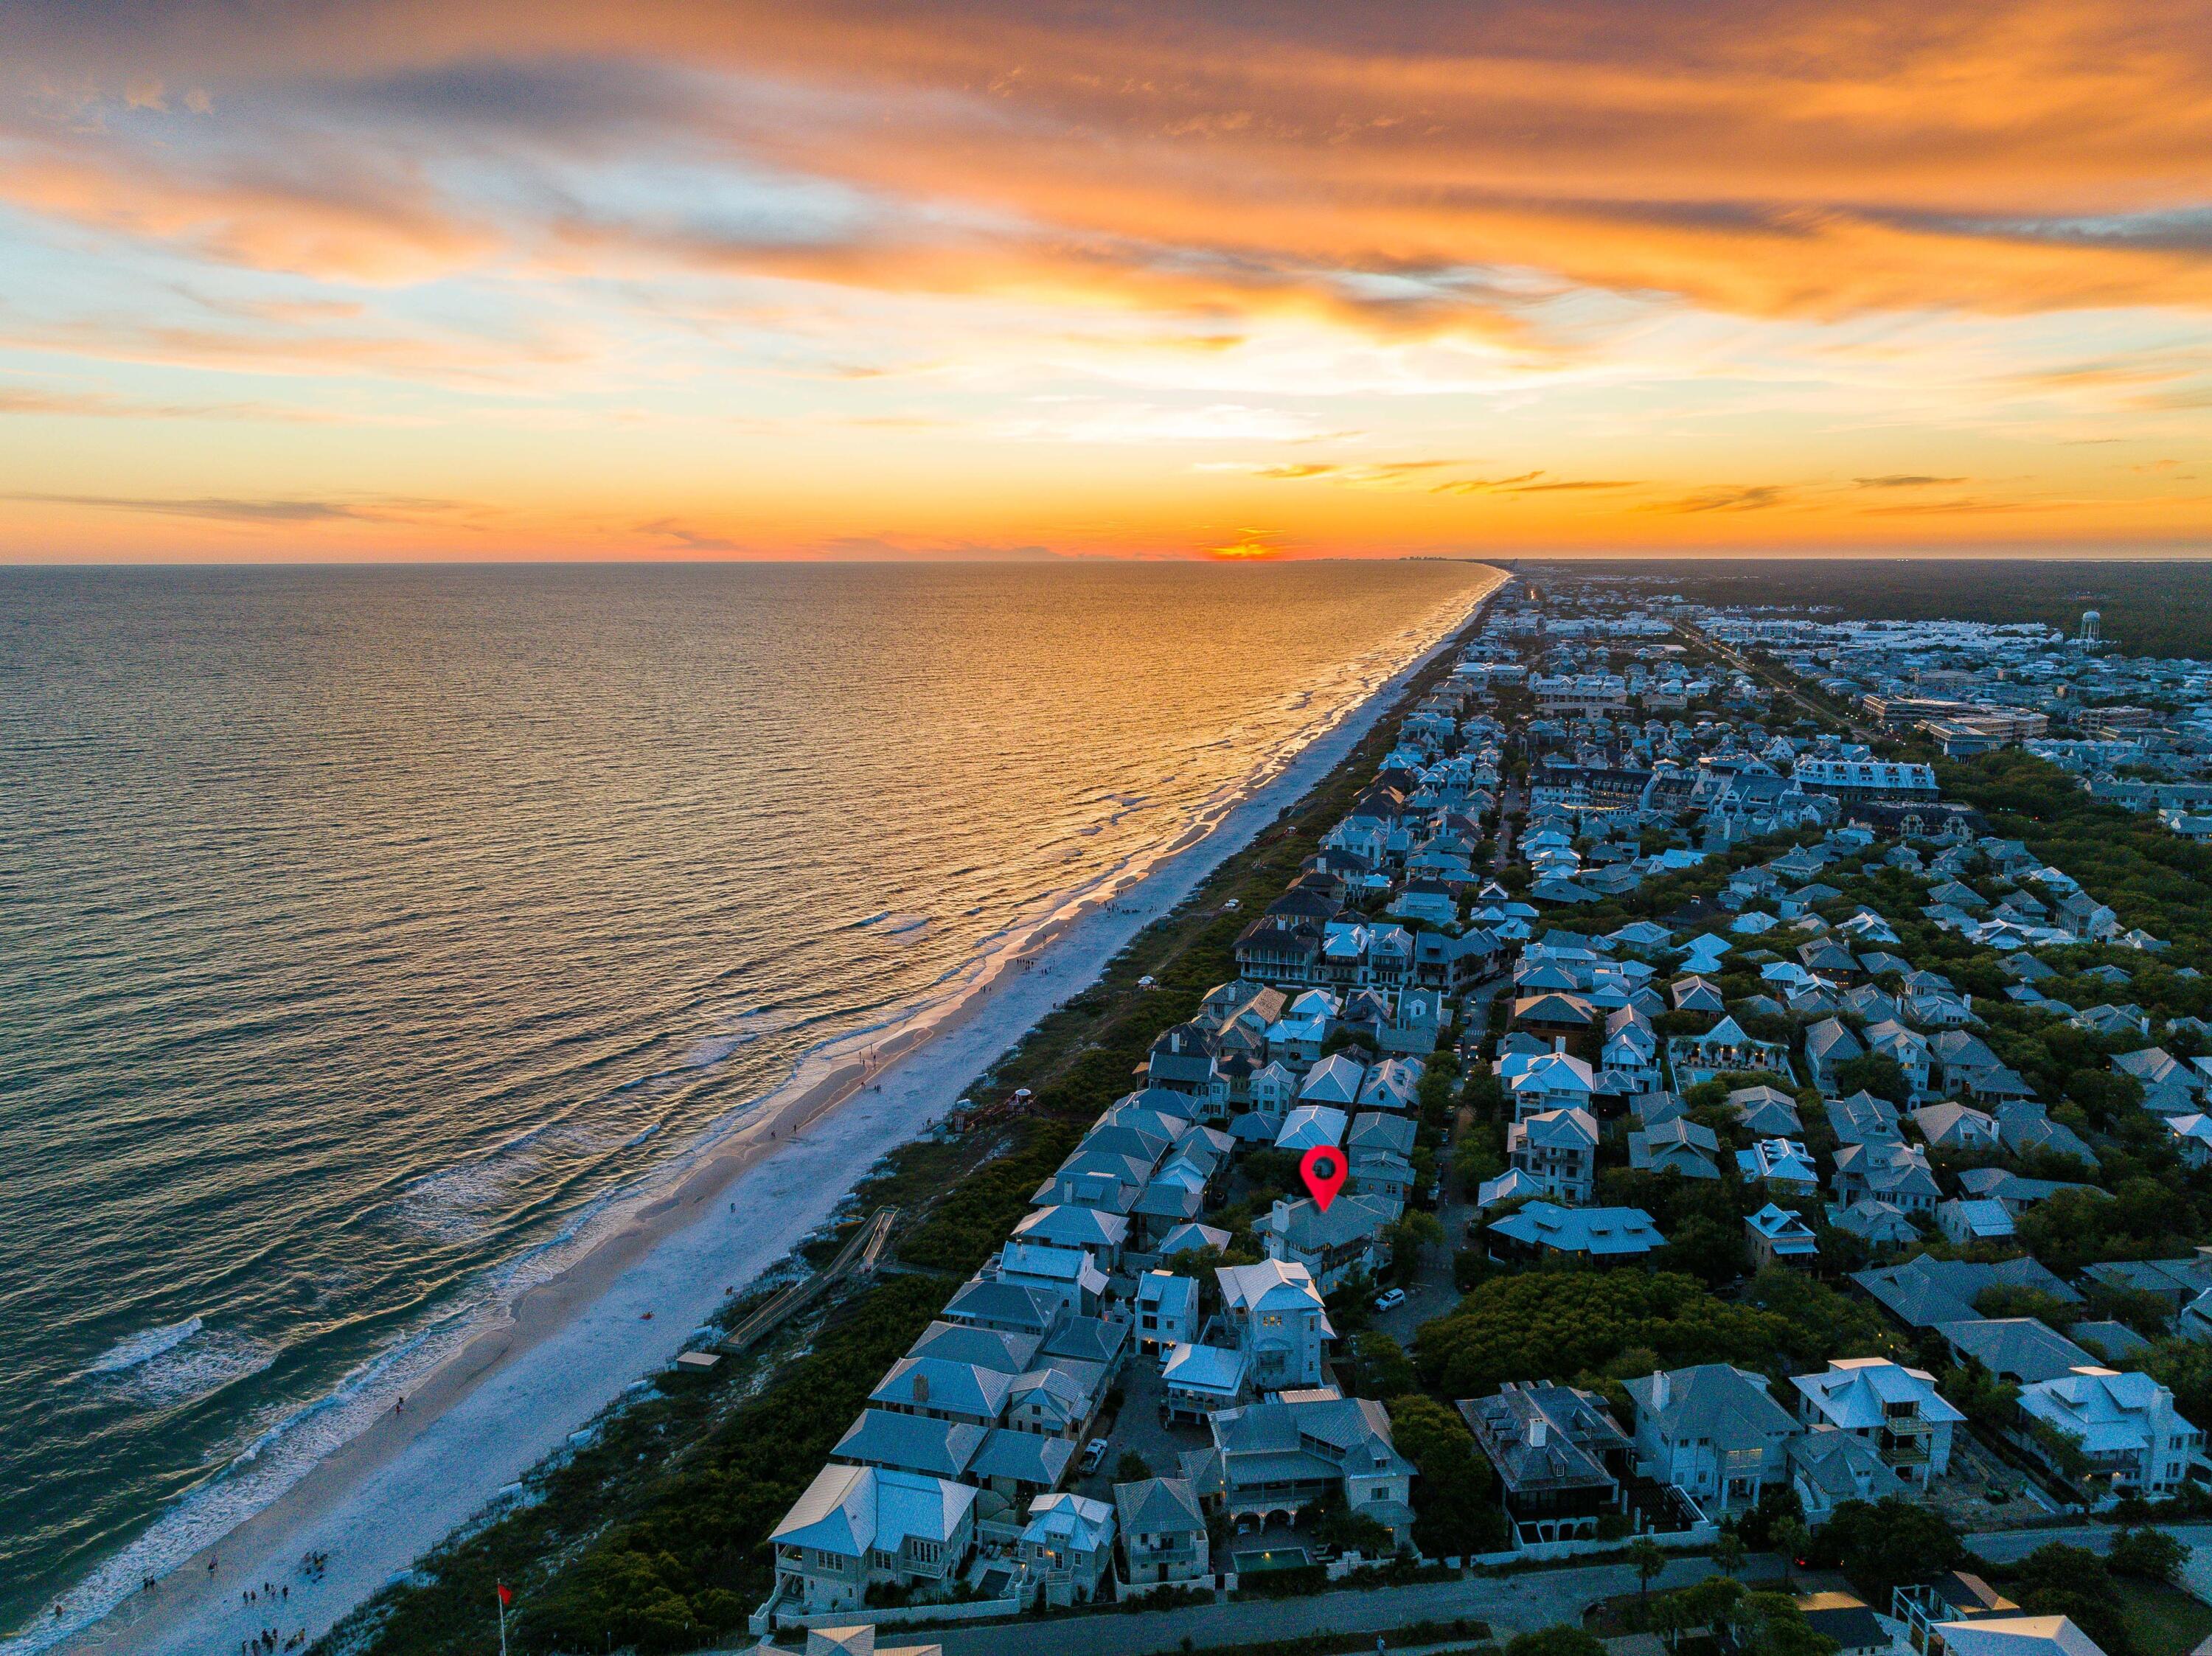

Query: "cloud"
left=8, top=3, right=2212, bottom=326
left=1430, top=472, right=1545, bottom=495
left=1503, top=478, right=1641, bottom=493
left=1853, top=474, right=1968, bottom=487
left=1212, top=539, right=1283, bottom=566
left=638, top=517, right=744, bottom=552
left=1858, top=494, right=2029, bottom=515
left=10, top=492, right=464, bottom=524
left=1255, top=463, right=1338, bottom=479
left=1427, top=470, right=1636, bottom=495
left=0, top=384, right=324, bottom=421
left=813, top=535, right=1065, bottom=560
left=1649, top=484, right=1796, bottom=513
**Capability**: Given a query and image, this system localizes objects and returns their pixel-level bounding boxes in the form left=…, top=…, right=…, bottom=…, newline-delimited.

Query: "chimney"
left=1554, top=1036, right=1565, bottom=1054
left=1529, top=1416, right=1549, bottom=1448
left=1652, top=1370, right=1672, bottom=1412
left=914, top=1372, right=929, bottom=1404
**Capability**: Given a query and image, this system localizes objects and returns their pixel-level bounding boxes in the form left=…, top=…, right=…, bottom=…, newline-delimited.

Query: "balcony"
left=1880, top=1431, right=1932, bottom=1464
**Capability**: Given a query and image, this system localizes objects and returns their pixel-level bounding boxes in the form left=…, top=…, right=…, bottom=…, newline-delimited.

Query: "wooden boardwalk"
left=716, top=1206, right=899, bottom=1357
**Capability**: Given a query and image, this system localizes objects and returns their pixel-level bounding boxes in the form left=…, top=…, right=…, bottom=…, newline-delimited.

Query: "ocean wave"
left=74, top=1318, right=278, bottom=1410
left=79, top=1316, right=204, bottom=1378
left=395, top=1152, right=543, bottom=1241
left=124, top=1330, right=279, bottom=1408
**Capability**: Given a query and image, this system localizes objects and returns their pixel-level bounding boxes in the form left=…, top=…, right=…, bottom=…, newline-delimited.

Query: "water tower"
left=2076, top=609, right=2101, bottom=649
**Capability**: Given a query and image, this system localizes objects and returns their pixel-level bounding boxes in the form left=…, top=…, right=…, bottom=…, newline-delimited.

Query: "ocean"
left=0, top=559, right=1489, bottom=1638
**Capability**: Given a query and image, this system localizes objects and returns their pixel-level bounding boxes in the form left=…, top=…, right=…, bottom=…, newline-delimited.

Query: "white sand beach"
left=59, top=570, right=1501, bottom=1656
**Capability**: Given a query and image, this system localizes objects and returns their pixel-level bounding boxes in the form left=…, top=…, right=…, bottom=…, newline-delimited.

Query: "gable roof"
left=1626, top=1363, right=1794, bottom=1452
left=771, top=1463, right=978, bottom=1556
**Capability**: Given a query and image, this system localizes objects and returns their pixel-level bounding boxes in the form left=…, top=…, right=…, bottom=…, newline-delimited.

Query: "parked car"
left=1079, top=1438, right=1110, bottom=1474
left=1373, top=1287, right=1407, bottom=1312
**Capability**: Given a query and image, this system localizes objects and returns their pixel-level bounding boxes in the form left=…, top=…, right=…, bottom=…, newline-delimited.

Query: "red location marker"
left=1299, top=1145, right=1348, bottom=1214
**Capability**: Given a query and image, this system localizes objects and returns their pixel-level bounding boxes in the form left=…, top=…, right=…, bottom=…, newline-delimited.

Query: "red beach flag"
left=496, top=1583, right=512, bottom=1607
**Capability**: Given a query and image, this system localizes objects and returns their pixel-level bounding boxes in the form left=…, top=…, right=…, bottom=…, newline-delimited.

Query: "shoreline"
left=53, top=566, right=1505, bottom=1656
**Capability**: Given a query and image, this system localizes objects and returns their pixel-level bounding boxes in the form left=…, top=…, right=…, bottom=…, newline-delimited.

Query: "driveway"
left=1068, top=1360, right=1210, bottom=1500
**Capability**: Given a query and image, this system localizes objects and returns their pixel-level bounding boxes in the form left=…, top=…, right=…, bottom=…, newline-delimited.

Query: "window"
left=1262, top=1312, right=1283, bottom=1328
left=909, top=1540, right=942, bottom=1565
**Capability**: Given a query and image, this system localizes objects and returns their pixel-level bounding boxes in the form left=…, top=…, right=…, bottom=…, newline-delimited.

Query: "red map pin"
left=1299, top=1145, right=1347, bottom=1214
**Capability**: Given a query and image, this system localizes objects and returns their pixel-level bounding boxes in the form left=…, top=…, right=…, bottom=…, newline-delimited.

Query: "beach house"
left=1790, top=1357, right=1962, bottom=1489
left=1194, top=1392, right=1416, bottom=1545
left=771, top=1463, right=979, bottom=1614
left=1626, top=1364, right=1799, bottom=1515
left=1113, top=1477, right=1211, bottom=1591
left=1216, top=1259, right=1333, bottom=1391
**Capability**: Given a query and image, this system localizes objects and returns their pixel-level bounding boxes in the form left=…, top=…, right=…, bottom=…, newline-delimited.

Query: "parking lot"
left=1067, top=1357, right=1212, bottom=1502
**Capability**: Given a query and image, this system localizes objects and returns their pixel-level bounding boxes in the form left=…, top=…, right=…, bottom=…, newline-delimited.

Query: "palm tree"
left=1714, top=1527, right=1747, bottom=1579
left=1630, top=1535, right=1667, bottom=1606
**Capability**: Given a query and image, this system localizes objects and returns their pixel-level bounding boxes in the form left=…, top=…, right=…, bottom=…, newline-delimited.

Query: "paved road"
left=1674, top=623, right=1873, bottom=742
left=922, top=1552, right=1733, bottom=1656
left=1373, top=974, right=1510, bottom=1347
left=1968, top=1524, right=2212, bottom=1606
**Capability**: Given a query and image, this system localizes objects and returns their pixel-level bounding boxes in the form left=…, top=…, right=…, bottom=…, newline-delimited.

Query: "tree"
left=1714, top=1528, right=1748, bottom=1579
left=2109, top=1527, right=2187, bottom=1584
left=1771, top=1517, right=1810, bottom=1590
left=1739, top=1592, right=1840, bottom=1656
left=1347, top=1332, right=1417, bottom=1400
left=2008, top=1543, right=2134, bottom=1656
left=1389, top=1209, right=1445, bottom=1285
left=1833, top=1054, right=1912, bottom=1106
left=1630, top=1535, right=1668, bottom=1602
left=1413, top=1270, right=1809, bottom=1397
left=1386, top=1393, right=1506, bottom=1559
left=1658, top=1214, right=1748, bottom=1287
left=1505, top=1629, right=1608, bottom=1656
left=1809, top=1498, right=1963, bottom=1604
left=1672, top=1576, right=1747, bottom=1639
left=2146, top=1335, right=2212, bottom=1432
left=1116, top=1450, right=1152, bottom=1483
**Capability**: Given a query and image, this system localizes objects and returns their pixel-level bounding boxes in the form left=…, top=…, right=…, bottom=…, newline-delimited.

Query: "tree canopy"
left=1412, top=1269, right=1824, bottom=1398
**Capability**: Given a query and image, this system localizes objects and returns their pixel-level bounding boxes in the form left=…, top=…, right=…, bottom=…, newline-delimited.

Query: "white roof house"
left=770, top=1463, right=980, bottom=1612
left=1161, top=1341, right=1248, bottom=1416
left=1274, top=1104, right=1348, bottom=1152
left=1747, top=1202, right=1819, bottom=1265
left=1927, top=1616, right=2110, bottom=1656
left=1790, top=1357, right=1962, bottom=1487
left=1500, top=1049, right=1596, bottom=1119
left=1357, top=1057, right=1425, bottom=1112
left=1737, top=1138, right=1819, bottom=1191
left=773, top=1462, right=977, bottom=1554
left=2017, top=1366, right=2203, bottom=1498
left=1298, top=1053, right=1366, bottom=1106
left=1018, top=1490, right=1116, bottom=1591
left=1135, top=1271, right=1199, bottom=1353
left=1937, top=1197, right=2017, bottom=1246
left=1216, top=1259, right=1334, bottom=1391
left=1489, top=1201, right=1664, bottom=1261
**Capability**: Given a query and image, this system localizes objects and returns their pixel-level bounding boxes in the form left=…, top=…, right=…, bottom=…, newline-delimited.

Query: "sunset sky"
left=3, top=0, right=2210, bottom=561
